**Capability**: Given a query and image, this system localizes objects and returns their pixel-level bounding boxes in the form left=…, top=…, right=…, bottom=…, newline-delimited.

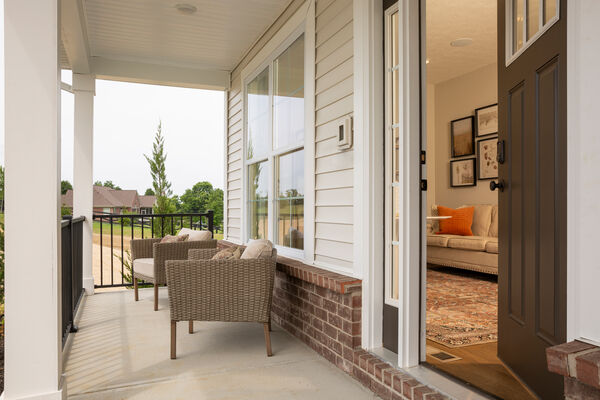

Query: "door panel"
left=498, top=1, right=567, bottom=399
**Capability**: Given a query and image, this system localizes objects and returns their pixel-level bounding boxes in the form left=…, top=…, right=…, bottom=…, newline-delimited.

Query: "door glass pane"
left=273, top=35, right=304, bottom=150
left=392, top=127, right=400, bottom=182
left=276, top=150, right=304, bottom=249
left=392, top=186, right=400, bottom=242
left=247, top=68, right=269, bottom=160
left=391, top=245, right=399, bottom=300
left=392, top=11, right=399, bottom=67
left=248, top=161, right=269, bottom=240
left=527, top=0, right=540, bottom=40
left=544, top=0, right=557, bottom=24
left=513, top=0, right=524, bottom=53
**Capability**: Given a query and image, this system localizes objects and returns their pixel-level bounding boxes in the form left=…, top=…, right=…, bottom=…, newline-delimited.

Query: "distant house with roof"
left=61, top=185, right=156, bottom=214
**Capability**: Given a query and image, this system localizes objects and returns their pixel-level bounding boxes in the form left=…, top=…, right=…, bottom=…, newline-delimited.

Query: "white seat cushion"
left=133, top=258, right=154, bottom=278
left=241, top=239, right=273, bottom=259
left=178, top=227, right=212, bottom=241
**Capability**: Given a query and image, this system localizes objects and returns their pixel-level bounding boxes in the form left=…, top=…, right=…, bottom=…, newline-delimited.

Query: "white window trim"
left=240, top=1, right=315, bottom=262
left=505, top=0, right=560, bottom=66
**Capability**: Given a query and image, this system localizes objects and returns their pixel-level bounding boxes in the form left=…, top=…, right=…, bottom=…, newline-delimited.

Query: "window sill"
left=219, top=240, right=361, bottom=295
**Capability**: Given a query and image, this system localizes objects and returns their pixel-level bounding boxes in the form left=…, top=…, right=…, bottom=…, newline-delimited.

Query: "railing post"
left=207, top=210, right=214, bottom=237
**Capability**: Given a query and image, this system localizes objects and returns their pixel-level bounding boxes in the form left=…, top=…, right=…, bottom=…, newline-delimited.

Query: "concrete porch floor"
left=64, top=287, right=378, bottom=399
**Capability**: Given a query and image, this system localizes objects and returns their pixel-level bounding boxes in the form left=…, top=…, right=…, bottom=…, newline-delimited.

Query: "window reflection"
left=248, top=161, right=268, bottom=240
left=247, top=68, right=269, bottom=160
left=276, top=150, right=304, bottom=249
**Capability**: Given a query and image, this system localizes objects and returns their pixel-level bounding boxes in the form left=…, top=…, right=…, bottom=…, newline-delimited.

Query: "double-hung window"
left=246, top=34, right=305, bottom=253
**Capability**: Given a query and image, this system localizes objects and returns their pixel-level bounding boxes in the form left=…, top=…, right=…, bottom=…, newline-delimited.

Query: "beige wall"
left=431, top=63, right=498, bottom=210
left=425, top=83, right=436, bottom=213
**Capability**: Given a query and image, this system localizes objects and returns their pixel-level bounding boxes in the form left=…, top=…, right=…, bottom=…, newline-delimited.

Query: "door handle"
left=490, top=180, right=505, bottom=192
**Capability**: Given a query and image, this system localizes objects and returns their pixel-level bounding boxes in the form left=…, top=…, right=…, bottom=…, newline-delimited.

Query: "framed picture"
left=477, top=137, right=499, bottom=180
left=451, top=116, right=475, bottom=157
left=450, top=158, right=476, bottom=187
left=475, top=103, right=498, bottom=137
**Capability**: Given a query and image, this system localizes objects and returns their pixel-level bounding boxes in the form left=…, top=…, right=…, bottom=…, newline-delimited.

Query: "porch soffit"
left=60, top=0, right=293, bottom=89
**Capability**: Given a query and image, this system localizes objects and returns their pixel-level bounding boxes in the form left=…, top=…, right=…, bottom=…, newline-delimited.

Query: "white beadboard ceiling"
left=77, top=0, right=292, bottom=71
left=426, top=0, right=497, bottom=84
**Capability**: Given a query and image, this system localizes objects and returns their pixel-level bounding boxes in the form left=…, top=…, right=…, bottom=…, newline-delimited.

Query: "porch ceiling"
left=60, top=0, right=293, bottom=89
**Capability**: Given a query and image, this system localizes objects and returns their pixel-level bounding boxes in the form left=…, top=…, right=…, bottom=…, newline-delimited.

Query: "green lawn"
left=93, top=220, right=223, bottom=240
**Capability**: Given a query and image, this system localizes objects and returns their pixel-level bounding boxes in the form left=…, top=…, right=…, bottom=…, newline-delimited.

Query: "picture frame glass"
left=451, top=117, right=474, bottom=157
left=476, top=104, right=498, bottom=136
left=478, top=138, right=499, bottom=179
left=451, top=158, right=476, bottom=187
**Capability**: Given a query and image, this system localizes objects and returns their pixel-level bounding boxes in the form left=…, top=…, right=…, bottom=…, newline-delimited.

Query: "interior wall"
left=432, top=63, right=498, bottom=209
left=426, top=83, right=436, bottom=213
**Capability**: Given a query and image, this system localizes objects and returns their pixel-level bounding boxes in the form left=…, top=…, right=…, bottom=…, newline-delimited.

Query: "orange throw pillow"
left=436, top=206, right=475, bottom=236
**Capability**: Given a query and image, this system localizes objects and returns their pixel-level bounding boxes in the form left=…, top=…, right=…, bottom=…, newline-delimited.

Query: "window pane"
left=527, top=0, right=540, bottom=40
left=392, top=186, right=400, bottom=243
left=391, top=245, right=399, bottom=300
left=248, top=161, right=269, bottom=240
left=392, top=11, right=399, bottom=67
left=276, top=150, right=304, bottom=249
left=392, top=69, right=400, bottom=125
left=247, top=68, right=269, bottom=160
left=544, top=0, right=557, bottom=24
left=273, top=35, right=305, bottom=150
left=392, top=127, right=400, bottom=182
left=513, top=0, right=524, bottom=53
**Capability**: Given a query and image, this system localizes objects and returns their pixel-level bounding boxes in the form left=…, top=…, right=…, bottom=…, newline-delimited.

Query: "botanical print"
left=451, top=116, right=474, bottom=157
left=478, top=138, right=498, bottom=179
left=451, top=158, right=476, bottom=187
left=476, top=104, right=498, bottom=136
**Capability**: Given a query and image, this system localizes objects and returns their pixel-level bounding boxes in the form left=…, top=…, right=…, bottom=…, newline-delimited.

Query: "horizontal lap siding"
left=226, top=76, right=243, bottom=243
left=314, top=0, right=354, bottom=270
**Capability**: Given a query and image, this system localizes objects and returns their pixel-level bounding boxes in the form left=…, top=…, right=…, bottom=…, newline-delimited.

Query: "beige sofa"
left=427, top=204, right=498, bottom=275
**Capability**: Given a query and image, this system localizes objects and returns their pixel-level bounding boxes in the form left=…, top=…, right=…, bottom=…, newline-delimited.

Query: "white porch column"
left=73, top=74, right=95, bottom=295
left=4, top=1, right=64, bottom=399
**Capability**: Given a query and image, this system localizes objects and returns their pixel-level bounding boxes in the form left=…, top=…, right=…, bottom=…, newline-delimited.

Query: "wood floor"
left=425, top=339, right=536, bottom=400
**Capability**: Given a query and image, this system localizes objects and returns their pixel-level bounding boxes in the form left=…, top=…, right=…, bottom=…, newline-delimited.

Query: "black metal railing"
left=92, top=211, right=214, bottom=288
left=61, top=216, right=85, bottom=347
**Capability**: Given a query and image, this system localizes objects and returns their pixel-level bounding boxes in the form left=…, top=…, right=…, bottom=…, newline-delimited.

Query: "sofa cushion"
left=488, top=205, right=498, bottom=237
left=447, top=236, right=489, bottom=251
left=241, top=239, right=273, bottom=259
left=461, top=204, right=493, bottom=237
left=437, top=206, right=475, bottom=236
left=485, top=239, right=498, bottom=254
left=427, top=235, right=450, bottom=247
left=133, top=258, right=154, bottom=278
left=178, top=227, right=212, bottom=241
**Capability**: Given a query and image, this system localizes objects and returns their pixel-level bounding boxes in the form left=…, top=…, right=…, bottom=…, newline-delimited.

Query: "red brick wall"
left=547, top=340, right=600, bottom=399
left=271, top=257, right=449, bottom=400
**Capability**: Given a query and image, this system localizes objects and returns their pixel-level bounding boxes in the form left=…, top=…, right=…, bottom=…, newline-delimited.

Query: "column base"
left=83, top=276, right=95, bottom=295
left=0, top=388, right=64, bottom=400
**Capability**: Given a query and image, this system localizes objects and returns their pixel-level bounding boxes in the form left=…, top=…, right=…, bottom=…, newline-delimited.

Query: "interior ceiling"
left=426, top=0, right=497, bottom=85
left=78, top=0, right=292, bottom=71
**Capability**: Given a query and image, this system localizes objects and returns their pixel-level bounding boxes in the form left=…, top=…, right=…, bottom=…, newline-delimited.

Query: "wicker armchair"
left=165, top=247, right=277, bottom=359
left=130, top=237, right=217, bottom=310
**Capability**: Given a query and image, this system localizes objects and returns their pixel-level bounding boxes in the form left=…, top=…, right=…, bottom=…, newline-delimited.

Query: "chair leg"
left=189, top=320, right=193, bottom=334
left=268, top=319, right=272, bottom=332
left=170, top=320, right=176, bottom=360
left=134, top=278, right=139, bottom=301
left=263, top=323, right=272, bottom=357
left=154, top=283, right=158, bottom=311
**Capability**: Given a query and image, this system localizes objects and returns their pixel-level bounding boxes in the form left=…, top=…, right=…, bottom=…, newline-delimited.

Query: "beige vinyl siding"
left=225, top=0, right=355, bottom=272
left=313, top=0, right=354, bottom=269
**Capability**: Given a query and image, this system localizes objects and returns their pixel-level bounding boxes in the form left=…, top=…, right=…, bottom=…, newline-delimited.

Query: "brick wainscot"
left=220, top=241, right=449, bottom=400
left=547, top=341, right=600, bottom=399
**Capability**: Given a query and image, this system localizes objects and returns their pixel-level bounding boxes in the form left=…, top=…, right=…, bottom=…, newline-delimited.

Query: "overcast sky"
left=0, top=4, right=225, bottom=197
left=61, top=78, right=225, bottom=195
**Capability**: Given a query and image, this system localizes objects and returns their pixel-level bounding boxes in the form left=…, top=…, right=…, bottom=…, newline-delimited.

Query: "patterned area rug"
left=426, top=266, right=498, bottom=348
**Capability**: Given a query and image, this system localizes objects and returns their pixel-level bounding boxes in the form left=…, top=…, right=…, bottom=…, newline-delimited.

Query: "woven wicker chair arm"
left=188, top=248, right=220, bottom=260
left=130, top=238, right=161, bottom=260
left=152, top=239, right=218, bottom=284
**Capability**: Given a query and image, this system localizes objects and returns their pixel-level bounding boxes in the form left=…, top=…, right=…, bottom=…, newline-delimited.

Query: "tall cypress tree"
left=145, top=121, right=174, bottom=235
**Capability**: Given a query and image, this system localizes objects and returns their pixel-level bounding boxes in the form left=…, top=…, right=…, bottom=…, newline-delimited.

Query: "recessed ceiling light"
left=450, top=38, right=474, bottom=47
left=426, top=59, right=430, bottom=64
left=175, top=3, right=197, bottom=15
